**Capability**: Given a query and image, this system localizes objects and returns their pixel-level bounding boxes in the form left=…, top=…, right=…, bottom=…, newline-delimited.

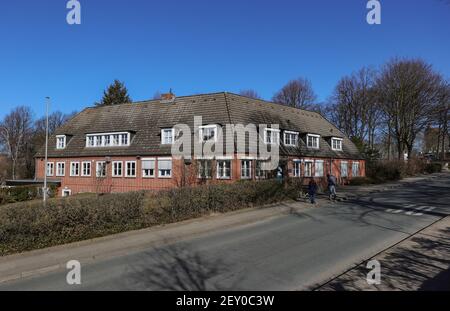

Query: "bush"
left=366, top=161, right=403, bottom=183
left=0, top=185, right=57, bottom=206
left=349, top=177, right=376, bottom=186
left=0, top=180, right=297, bottom=256
left=425, top=162, right=442, bottom=174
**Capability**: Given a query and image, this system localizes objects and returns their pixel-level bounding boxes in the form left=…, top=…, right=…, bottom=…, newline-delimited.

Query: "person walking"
left=308, top=179, right=318, bottom=205
left=327, top=173, right=337, bottom=200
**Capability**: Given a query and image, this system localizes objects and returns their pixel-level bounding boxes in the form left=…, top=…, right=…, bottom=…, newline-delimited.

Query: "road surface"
left=1, top=174, right=449, bottom=290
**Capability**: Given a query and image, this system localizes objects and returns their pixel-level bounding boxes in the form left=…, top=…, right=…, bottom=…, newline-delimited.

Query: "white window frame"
left=315, top=160, right=324, bottom=177
left=56, top=135, right=67, bottom=149
left=241, top=160, right=252, bottom=179
left=70, top=162, right=80, bottom=177
left=158, top=158, right=173, bottom=178
left=96, top=161, right=107, bottom=178
left=161, top=128, right=175, bottom=145
left=264, top=128, right=280, bottom=145
left=86, top=132, right=131, bottom=148
left=56, top=162, right=65, bottom=177
left=112, top=161, right=123, bottom=177
left=82, top=161, right=91, bottom=177
left=125, top=161, right=137, bottom=178
left=199, top=125, right=218, bottom=143
left=284, top=131, right=299, bottom=146
left=304, top=160, right=313, bottom=177
left=341, top=161, right=349, bottom=178
left=293, top=160, right=301, bottom=177
left=255, top=160, right=268, bottom=179
left=331, top=138, right=343, bottom=151
left=197, top=160, right=213, bottom=179
left=217, top=160, right=232, bottom=180
left=142, top=158, right=156, bottom=178
left=46, top=162, right=54, bottom=177
left=352, top=161, right=360, bottom=177
left=62, top=189, right=72, bottom=197
left=306, top=134, right=320, bottom=149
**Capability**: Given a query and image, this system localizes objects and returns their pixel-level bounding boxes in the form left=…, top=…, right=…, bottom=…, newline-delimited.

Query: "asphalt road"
left=1, top=174, right=449, bottom=291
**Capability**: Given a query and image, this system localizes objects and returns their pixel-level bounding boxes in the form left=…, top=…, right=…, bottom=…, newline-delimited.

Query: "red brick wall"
left=36, top=156, right=366, bottom=196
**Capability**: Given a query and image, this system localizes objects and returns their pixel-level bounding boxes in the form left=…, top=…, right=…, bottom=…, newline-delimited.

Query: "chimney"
left=161, top=89, right=176, bottom=102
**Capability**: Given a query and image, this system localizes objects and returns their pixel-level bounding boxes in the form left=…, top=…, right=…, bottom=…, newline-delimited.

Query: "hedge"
left=0, top=179, right=299, bottom=256
left=0, top=185, right=57, bottom=206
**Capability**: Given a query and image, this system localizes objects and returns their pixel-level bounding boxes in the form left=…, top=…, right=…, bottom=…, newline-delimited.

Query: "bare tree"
left=272, top=77, right=317, bottom=110
left=239, top=89, right=261, bottom=99
left=376, top=59, right=442, bottom=160
left=0, top=106, right=33, bottom=180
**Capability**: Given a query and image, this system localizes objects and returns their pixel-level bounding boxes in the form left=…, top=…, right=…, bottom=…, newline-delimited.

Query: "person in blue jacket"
left=308, top=179, right=318, bottom=204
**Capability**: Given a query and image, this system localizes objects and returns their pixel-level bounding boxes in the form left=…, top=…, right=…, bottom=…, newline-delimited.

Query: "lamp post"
left=43, top=97, right=50, bottom=206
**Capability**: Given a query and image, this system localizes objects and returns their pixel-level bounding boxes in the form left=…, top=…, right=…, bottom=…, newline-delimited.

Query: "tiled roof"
left=35, top=92, right=363, bottom=160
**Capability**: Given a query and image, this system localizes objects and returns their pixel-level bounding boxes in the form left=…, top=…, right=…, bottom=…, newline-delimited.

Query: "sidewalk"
left=317, top=216, right=450, bottom=291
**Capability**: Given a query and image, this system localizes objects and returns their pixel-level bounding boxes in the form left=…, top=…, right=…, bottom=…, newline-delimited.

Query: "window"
left=56, top=162, right=65, bottom=177
left=125, top=161, right=136, bottom=177
left=82, top=162, right=91, bottom=176
left=112, top=161, right=123, bottom=177
left=70, top=162, right=80, bottom=176
left=264, top=128, right=280, bottom=145
left=241, top=160, right=252, bottom=179
left=293, top=161, right=301, bottom=177
left=158, top=158, right=172, bottom=178
left=307, top=134, right=320, bottom=149
left=352, top=162, right=360, bottom=177
left=341, top=161, right=348, bottom=178
left=284, top=131, right=299, bottom=146
left=56, top=135, right=66, bottom=149
left=161, top=128, right=175, bottom=145
left=142, top=159, right=156, bottom=178
left=304, top=161, right=313, bottom=177
left=198, top=160, right=213, bottom=179
left=315, top=160, right=324, bottom=177
left=199, top=125, right=218, bottom=142
left=96, top=161, right=107, bottom=178
left=46, top=162, right=54, bottom=177
left=86, top=132, right=131, bottom=148
left=255, top=160, right=267, bottom=179
left=62, top=189, right=72, bottom=197
left=332, top=138, right=343, bottom=151
left=217, top=160, right=231, bottom=179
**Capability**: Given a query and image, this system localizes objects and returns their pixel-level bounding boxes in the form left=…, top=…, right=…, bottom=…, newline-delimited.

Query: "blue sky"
left=0, top=0, right=449, bottom=119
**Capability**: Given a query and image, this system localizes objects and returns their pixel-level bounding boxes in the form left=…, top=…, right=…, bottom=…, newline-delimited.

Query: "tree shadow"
left=125, top=243, right=241, bottom=291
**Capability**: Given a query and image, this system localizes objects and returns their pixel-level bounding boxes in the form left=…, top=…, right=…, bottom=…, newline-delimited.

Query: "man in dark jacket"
left=327, top=174, right=337, bottom=200
left=308, top=179, right=318, bottom=204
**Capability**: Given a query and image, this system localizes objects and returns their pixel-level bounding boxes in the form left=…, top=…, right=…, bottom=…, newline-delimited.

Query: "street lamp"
left=43, top=97, right=50, bottom=206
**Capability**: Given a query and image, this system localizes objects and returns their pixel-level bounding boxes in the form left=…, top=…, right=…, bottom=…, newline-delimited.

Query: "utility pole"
left=43, top=97, right=50, bottom=206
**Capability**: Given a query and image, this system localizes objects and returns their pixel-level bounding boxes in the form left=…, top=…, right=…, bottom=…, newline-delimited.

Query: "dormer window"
left=56, top=135, right=66, bottom=149
left=331, top=138, right=343, bottom=151
left=306, top=134, right=320, bottom=149
left=161, top=128, right=175, bottom=145
left=264, top=128, right=280, bottom=145
left=199, top=125, right=218, bottom=142
left=86, top=132, right=131, bottom=148
left=284, top=131, right=299, bottom=146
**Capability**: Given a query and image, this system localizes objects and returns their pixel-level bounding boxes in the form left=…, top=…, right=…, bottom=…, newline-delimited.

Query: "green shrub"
left=0, top=185, right=57, bottom=206
left=425, top=162, right=442, bottom=174
left=0, top=180, right=297, bottom=256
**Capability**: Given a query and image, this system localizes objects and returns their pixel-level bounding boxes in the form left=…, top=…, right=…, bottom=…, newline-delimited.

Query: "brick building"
left=35, top=92, right=365, bottom=196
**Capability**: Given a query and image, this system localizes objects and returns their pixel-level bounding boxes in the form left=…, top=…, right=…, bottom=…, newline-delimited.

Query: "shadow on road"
left=320, top=225, right=450, bottom=291
left=125, top=243, right=240, bottom=291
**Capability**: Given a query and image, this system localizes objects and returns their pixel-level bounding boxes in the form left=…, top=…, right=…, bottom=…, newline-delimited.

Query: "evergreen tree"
left=95, top=80, right=132, bottom=106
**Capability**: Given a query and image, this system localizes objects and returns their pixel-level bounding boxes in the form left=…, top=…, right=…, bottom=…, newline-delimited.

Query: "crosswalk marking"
left=384, top=204, right=436, bottom=217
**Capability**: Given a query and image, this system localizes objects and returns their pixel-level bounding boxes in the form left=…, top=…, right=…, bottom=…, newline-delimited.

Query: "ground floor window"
left=82, top=161, right=91, bottom=176
left=70, top=162, right=80, bottom=176
left=341, top=161, right=348, bottom=178
left=113, top=161, right=123, bottom=177
left=56, top=162, right=65, bottom=177
left=315, top=160, right=324, bottom=177
left=241, top=160, right=252, bottom=179
left=126, top=161, right=137, bottom=177
left=352, top=162, right=360, bottom=177
left=304, top=161, right=313, bottom=177
left=197, top=160, right=213, bottom=179
left=46, top=162, right=54, bottom=177
left=217, top=160, right=231, bottom=179
left=142, top=159, right=155, bottom=178
left=293, top=161, right=301, bottom=177
left=158, top=158, right=172, bottom=178
left=96, top=161, right=107, bottom=178
left=255, top=160, right=268, bottom=179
